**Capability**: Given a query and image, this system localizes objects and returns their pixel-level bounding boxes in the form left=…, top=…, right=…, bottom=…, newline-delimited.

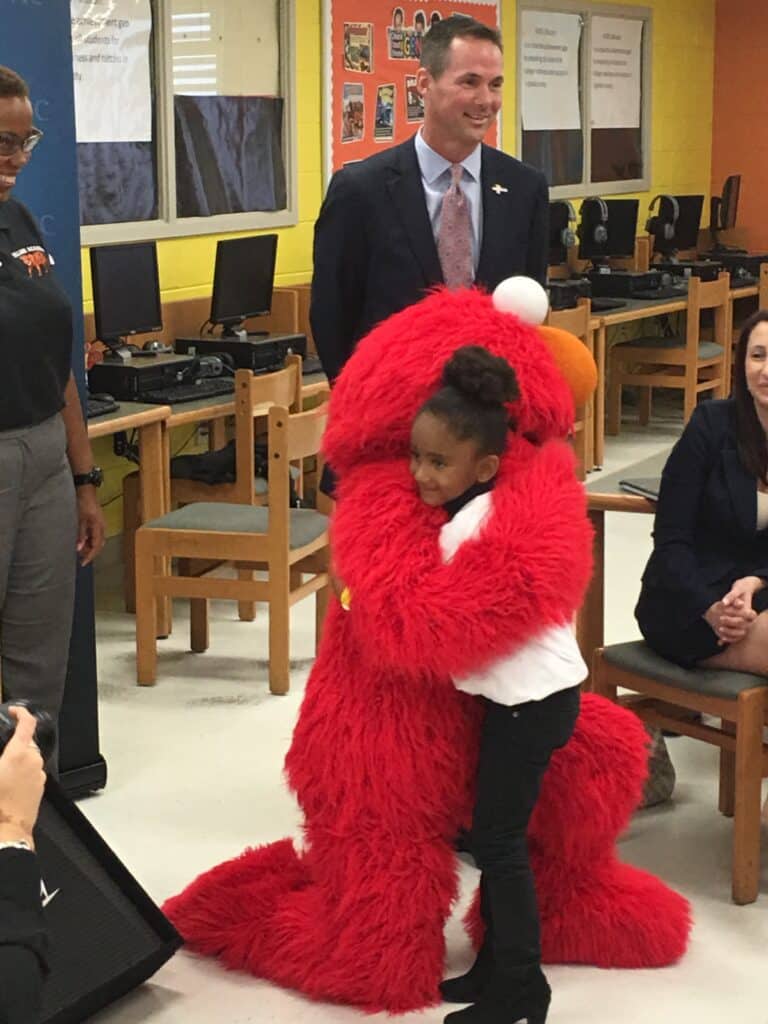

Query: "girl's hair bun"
left=442, top=345, right=519, bottom=407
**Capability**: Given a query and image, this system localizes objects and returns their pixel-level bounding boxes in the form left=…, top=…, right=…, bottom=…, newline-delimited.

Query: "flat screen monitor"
left=548, top=201, right=571, bottom=267
left=578, top=198, right=638, bottom=262
left=210, top=234, right=278, bottom=335
left=90, top=242, right=162, bottom=346
left=651, top=194, right=704, bottom=255
left=719, top=174, right=741, bottom=230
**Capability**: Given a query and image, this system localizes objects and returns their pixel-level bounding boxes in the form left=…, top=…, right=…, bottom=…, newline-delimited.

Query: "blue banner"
left=0, top=0, right=85, bottom=388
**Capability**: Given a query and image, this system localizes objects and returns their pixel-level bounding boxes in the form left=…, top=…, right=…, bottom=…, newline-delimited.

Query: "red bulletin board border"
left=324, top=0, right=500, bottom=180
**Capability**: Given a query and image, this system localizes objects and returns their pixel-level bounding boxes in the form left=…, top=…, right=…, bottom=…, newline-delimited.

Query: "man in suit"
left=310, top=15, right=549, bottom=384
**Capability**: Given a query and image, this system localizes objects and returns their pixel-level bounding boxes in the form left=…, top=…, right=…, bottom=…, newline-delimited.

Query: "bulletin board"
left=324, top=0, right=500, bottom=179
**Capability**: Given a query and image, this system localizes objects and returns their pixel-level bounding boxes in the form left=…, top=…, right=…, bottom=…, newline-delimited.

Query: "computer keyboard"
left=86, top=395, right=120, bottom=418
left=632, top=286, right=688, bottom=300
left=140, top=377, right=235, bottom=405
left=590, top=296, right=628, bottom=312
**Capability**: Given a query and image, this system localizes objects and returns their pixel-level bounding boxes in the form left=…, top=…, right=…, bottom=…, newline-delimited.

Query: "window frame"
left=516, top=0, right=652, bottom=199
left=79, top=0, right=298, bottom=246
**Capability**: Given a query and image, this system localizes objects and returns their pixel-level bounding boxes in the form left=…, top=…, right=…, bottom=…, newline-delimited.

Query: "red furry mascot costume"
left=165, top=284, right=691, bottom=1012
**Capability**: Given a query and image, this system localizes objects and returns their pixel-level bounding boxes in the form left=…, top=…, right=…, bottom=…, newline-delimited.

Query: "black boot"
left=439, top=943, right=493, bottom=1003
left=443, top=966, right=551, bottom=1024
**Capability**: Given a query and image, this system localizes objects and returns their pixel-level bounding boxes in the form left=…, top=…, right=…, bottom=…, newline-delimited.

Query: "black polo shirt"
left=0, top=198, right=73, bottom=430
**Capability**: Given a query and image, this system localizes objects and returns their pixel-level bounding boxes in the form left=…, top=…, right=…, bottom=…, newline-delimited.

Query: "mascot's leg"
left=165, top=827, right=459, bottom=1013
left=463, top=694, right=692, bottom=968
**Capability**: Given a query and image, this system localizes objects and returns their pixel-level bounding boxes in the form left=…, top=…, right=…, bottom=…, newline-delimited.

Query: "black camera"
left=0, top=701, right=56, bottom=762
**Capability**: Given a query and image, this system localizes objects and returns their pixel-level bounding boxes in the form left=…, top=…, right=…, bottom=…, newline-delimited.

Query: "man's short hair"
left=420, top=15, right=502, bottom=78
left=0, top=66, right=29, bottom=100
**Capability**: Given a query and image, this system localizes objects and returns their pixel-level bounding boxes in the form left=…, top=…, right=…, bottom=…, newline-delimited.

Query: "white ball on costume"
left=492, top=276, right=549, bottom=325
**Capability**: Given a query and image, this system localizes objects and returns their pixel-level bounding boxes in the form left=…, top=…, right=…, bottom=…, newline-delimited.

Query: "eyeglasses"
left=0, top=128, right=43, bottom=157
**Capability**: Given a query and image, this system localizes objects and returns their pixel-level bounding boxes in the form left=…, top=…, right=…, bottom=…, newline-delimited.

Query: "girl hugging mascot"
left=165, top=280, right=691, bottom=1021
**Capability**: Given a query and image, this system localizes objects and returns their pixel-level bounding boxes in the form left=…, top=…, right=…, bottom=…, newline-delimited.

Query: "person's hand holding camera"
left=0, top=707, right=45, bottom=850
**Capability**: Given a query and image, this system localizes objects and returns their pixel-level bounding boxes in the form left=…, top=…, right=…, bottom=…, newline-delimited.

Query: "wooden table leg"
left=594, top=325, right=606, bottom=469
left=139, top=419, right=172, bottom=637
left=577, top=509, right=605, bottom=690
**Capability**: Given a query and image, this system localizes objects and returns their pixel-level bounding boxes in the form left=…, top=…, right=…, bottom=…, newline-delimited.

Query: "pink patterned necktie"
left=437, top=163, right=474, bottom=290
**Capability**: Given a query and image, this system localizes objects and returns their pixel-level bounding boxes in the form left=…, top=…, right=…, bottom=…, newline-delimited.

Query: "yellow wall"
left=90, top=0, right=716, bottom=536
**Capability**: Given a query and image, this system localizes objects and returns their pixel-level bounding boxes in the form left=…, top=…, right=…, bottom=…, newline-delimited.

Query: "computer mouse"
left=89, top=392, right=116, bottom=403
left=144, top=339, right=172, bottom=353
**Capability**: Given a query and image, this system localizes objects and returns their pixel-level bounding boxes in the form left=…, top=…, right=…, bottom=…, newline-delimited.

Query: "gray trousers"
left=0, top=415, right=77, bottom=732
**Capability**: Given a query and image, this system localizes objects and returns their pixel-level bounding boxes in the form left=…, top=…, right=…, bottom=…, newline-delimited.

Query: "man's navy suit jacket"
left=309, top=137, right=549, bottom=382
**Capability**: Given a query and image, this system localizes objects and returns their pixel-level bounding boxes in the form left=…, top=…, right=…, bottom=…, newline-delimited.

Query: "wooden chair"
left=134, top=395, right=330, bottom=695
left=123, top=359, right=303, bottom=614
left=592, top=642, right=768, bottom=904
left=546, top=298, right=593, bottom=479
left=606, top=272, right=730, bottom=435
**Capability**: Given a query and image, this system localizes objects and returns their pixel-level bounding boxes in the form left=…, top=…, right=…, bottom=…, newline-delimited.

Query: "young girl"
left=410, top=345, right=586, bottom=1024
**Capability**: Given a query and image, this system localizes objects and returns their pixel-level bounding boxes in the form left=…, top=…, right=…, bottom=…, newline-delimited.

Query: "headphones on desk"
left=582, top=197, right=609, bottom=245
left=645, top=194, right=679, bottom=241
left=557, top=200, right=578, bottom=248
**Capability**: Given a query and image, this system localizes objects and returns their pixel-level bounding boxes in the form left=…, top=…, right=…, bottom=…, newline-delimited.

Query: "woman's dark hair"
left=0, top=66, right=29, bottom=101
left=419, top=345, right=519, bottom=455
left=733, top=309, right=768, bottom=482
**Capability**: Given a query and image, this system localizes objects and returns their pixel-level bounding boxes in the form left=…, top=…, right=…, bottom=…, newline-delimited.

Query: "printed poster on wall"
left=520, top=9, right=581, bottom=132
left=326, top=0, right=500, bottom=177
left=71, top=0, right=153, bottom=143
left=590, top=16, right=643, bottom=129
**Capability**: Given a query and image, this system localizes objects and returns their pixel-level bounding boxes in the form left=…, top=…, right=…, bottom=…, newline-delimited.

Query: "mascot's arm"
left=332, top=438, right=592, bottom=682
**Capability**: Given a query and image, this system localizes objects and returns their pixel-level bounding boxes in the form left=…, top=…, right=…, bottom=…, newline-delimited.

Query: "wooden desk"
left=578, top=451, right=667, bottom=685
left=87, top=401, right=171, bottom=525
left=88, top=401, right=173, bottom=635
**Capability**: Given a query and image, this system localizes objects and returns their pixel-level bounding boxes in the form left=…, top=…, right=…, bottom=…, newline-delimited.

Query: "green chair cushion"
left=602, top=641, right=768, bottom=700
left=614, top=335, right=723, bottom=360
left=144, top=502, right=328, bottom=549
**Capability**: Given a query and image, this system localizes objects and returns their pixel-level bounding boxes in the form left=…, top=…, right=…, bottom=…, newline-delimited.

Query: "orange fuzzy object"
left=537, top=324, right=598, bottom=409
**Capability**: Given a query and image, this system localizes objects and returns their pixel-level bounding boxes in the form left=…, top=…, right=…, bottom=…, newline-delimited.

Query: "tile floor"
left=79, top=401, right=768, bottom=1024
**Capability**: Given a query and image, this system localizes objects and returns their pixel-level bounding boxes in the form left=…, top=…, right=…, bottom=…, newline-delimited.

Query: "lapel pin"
left=491, top=183, right=508, bottom=194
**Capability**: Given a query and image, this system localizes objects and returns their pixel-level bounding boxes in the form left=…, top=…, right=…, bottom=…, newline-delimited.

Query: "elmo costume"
left=164, top=284, right=691, bottom=1012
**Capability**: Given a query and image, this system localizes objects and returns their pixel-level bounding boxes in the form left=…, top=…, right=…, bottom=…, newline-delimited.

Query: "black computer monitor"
left=210, top=234, right=278, bottom=336
left=90, top=242, right=162, bottom=348
left=709, top=174, right=741, bottom=246
left=651, top=194, right=704, bottom=256
left=548, top=201, right=573, bottom=267
left=578, top=198, right=638, bottom=263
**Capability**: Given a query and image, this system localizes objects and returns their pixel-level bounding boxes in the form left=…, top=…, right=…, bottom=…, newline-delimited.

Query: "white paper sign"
left=71, top=0, right=153, bottom=143
left=590, top=16, right=643, bottom=129
left=520, top=10, right=581, bottom=132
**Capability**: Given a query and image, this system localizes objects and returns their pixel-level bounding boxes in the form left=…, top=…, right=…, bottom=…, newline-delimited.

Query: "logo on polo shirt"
left=11, top=244, right=51, bottom=277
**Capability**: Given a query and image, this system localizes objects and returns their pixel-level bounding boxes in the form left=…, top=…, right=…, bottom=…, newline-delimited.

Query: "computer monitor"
left=650, top=194, right=704, bottom=256
left=90, top=242, right=162, bottom=349
left=578, top=198, right=638, bottom=263
left=210, top=234, right=278, bottom=336
left=548, top=201, right=573, bottom=267
left=709, top=174, right=741, bottom=246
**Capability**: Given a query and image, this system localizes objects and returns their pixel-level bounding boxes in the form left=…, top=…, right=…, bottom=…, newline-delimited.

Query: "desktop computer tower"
left=175, top=332, right=307, bottom=372
left=651, top=260, right=721, bottom=282
left=587, top=269, right=660, bottom=298
left=88, top=353, right=196, bottom=400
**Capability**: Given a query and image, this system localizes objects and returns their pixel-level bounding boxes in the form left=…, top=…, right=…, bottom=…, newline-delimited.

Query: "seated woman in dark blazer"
left=636, top=309, right=768, bottom=674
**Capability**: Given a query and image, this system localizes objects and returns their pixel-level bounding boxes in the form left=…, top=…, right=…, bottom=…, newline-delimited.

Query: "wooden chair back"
left=546, top=298, right=593, bottom=478
left=233, top=356, right=302, bottom=505
left=265, top=400, right=330, bottom=555
left=684, top=272, right=729, bottom=372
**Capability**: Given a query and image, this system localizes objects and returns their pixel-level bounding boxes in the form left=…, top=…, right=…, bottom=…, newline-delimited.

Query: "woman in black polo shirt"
left=0, top=66, right=105, bottom=758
